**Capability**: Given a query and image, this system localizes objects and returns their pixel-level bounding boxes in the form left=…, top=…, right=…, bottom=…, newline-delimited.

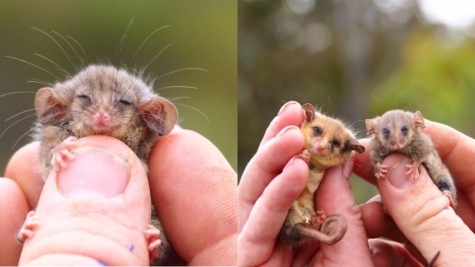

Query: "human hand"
left=355, top=120, right=475, bottom=266
left=0, top=127, right=237, bottom=265
left=238, top=101, right=373, bottom=267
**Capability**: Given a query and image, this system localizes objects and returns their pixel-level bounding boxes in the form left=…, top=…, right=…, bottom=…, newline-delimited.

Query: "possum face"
left=301, top=103, right=364, bottom=168
left=68, top=66, right=140, bottom=136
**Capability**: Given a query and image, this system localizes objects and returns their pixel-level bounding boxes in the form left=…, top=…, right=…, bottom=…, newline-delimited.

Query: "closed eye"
left=77, top=94, right=91, bottom=101
left=332, top=140, right=340, bottom=147
left=119, top=99, right=132, bottom=105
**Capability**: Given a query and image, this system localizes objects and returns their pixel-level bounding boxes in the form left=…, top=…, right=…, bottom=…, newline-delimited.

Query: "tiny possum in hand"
left=278, top=103, right=365, bottom=245
left=19, top=64, right=178, bottom=265
left=366, top=110, right=457, bottom=208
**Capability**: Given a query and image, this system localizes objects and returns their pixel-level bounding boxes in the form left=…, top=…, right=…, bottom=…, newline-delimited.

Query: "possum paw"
left=51, top=136, right=78, bottom=172
left=311, top=210, right=327, bottom=230
left=375, top=163, right=389, bottom=179
left=405, top=161, right=420, bottom=180
left=298, top=149, right=311, bottom=164
left=16, top=211, right=41, bottom=243
left=145, top=224, right=161, bottom=263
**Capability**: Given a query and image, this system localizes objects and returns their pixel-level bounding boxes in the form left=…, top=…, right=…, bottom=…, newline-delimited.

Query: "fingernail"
left=276, top=125, right=300, bottom=137
left=283, top=156, right=297, bottom=171
left=57, top=148, right=129, bottom=198
left=387, top=159, right=417, bottom=189
left=277, top=101, right=300, bottom=116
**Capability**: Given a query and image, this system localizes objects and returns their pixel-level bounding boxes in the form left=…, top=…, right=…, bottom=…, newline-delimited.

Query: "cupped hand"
left=355, top=120, right=475, bottom=266
left=0, top=126, right=237, bottom=266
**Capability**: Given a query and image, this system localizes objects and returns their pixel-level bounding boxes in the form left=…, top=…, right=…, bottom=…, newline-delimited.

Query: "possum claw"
left=51, top=137, right=78, bottom=171
left=298, top=149, right=311, bottom=164
left=145, top=224, right=161, bottom=263
left=311, top=210, right=327, bottom=229
left=375, top=163, right=389, bottom=179
left=16, top=211, right=41, bottom=243
left=405, top=161, right=420, bottom=180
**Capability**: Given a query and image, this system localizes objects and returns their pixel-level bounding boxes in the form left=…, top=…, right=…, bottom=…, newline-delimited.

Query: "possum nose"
left=317, top=146, right=326, bottom=152
left=94, top=111, right=111, bottom=125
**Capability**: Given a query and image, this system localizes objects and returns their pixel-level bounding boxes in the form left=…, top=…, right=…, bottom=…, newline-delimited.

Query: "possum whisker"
left=31, top=27, right=75, bottom=70
left=143, top=44, right=171, bottom=73
left=167, top=96, right=191, bottom=101
left=5, top=56, right=61, bottom=80
left=155, top=68, right=208, bottom=81
left=370, top=95, right=384, bottom=108
left=115, top=17, right=135, bottom=59
left=129, top=25, right=171, bottom=65
left=173, top=102, right=211, bottom=124
left=11, top=128, right=35, bottom=150
left=28, top=78, right=52, bottom=86
left=0, top=113, right=36, bottom=139
left=5, top=108, right=36, bottom=122
left=67, top=36, right=88, bottom=64
left=52, top=30, right=84, bottom=66
left=0, top=91, right=37, bottom=98
left=34, top=53, right=71, bottom=76
left=27, top=80, right=50, bottom=86
left=154, top=85, right=198, bottom=91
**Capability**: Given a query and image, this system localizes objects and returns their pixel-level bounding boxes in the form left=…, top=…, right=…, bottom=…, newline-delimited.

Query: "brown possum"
left=278, top=103, right=365, bottom=245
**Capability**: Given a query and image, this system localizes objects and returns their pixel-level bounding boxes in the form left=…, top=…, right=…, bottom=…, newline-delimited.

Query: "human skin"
left=238, top=101, right=475, bottom=267
left=355, top=120, right=475, bottom=266
left=238, top=101, right=373, bottom=267
left=0, top=127, right=237, bottom=265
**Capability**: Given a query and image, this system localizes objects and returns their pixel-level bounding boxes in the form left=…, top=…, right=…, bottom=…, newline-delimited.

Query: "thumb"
left=377, top=153, right=475, bottom=266
left=19, top=136, right=153, bottom=265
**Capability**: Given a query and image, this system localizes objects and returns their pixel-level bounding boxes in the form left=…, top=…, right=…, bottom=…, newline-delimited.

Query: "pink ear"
left=35, top=87, right=70, bottom=125
left=348, top=137, right=365, bottom=154
left=365, top=118, right=378, bottom=136
left=414, top=111, right=425, bottom=129
left=301, top=103, right=315, bottom=123
left=140, top=97, right=178, bottom=136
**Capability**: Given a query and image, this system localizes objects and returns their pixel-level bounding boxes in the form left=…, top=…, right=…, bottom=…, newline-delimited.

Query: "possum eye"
left=382, top=128, right=390, bottom=136
left=331, top=140, right=340, bottom=148
left=313, top=126, right=322, bottom=135
left=119, top=99, right=132, bottom=106
left=401, top=125, right=409, bottom=134
left=76, top=94, right=91, bottom=103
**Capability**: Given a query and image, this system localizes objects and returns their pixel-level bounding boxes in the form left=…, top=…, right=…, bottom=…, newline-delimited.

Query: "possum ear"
left=348, top=138, right=365, bottom=154
left=35, top=87, right=70, bottom=125
left=414, top=111, right=425, bottom=129
left=302, top=103, right=315, bottom=123
left=365, top=118, right=378, bottom=136
left=140, top=97, right=178, bottom=136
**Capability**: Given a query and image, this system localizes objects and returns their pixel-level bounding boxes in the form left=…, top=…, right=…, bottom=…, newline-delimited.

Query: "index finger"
left=259, top=101, right=305, bottom=147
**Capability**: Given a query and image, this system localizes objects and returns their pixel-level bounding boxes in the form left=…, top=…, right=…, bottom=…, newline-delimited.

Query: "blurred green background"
left=239, top=0, right=475, bottom=203
left=0, top=0, right=237, bottom=174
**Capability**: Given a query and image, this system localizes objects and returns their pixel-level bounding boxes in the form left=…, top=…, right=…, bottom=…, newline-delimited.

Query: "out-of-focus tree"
left=239, top=0, right=475, bottom=203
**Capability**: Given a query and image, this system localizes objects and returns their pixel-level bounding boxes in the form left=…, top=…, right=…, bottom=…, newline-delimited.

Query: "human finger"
left=239, top=126, right=304, bottom=230
left=377, top=153, right=475, bottom=266
left=0, top=178, right=29, bottom=265
left=19, top=136, right=153, bottom=265
left=369, top=239, right=423, bottom=267
left=310, top=154, right=373, bottom=266
left=238, top=157, right=308, bottom=267
left=149, top=128, right=237, bottom=266
left=4, top=142, right=43, bottom=209
left=260, top=101, right=305, bottom=146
